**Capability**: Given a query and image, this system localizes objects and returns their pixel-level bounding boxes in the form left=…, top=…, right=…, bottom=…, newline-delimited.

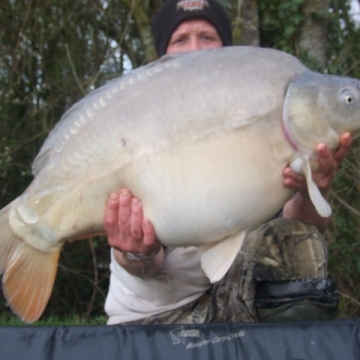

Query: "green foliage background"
left=259, top=0, right=360, bottom=318
left=0, top=0, right=360, bottom=324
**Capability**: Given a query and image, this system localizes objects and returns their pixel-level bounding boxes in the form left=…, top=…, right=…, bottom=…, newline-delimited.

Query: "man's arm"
left=104, top=189, right=164, bottom=277
left=282, top=133, right=352, bottom=233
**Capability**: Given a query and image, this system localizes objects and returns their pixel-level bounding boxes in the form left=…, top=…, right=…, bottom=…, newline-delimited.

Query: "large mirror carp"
left=1, top=46, right=360, bottom=322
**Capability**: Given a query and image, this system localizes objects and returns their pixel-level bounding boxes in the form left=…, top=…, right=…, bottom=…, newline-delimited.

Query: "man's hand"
left=104, top=188, right=160, bottom=256
left=282, top=133, right=352, bottom=232
left=104, top=188, right=164, bottom=277
left=283, top=132, right=352, bottom=197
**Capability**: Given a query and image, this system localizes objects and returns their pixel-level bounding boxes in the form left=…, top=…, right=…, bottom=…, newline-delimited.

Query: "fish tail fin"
left=0, top=203, right=61, bottom=323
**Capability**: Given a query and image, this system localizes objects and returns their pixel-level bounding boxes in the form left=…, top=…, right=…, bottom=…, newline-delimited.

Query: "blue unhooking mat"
left=1, top=318, right=359, bottom=360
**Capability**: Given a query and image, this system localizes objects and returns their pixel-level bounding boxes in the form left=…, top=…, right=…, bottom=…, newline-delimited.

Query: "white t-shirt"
left=105, top=246, right=211, bottom=324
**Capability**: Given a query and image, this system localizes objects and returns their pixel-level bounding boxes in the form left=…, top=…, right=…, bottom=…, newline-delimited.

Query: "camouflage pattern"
left=124, top=218, right=328, bottom=325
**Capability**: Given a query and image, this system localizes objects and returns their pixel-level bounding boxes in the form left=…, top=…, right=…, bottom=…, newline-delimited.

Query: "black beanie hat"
left=152, top=0, right=232, bottom=57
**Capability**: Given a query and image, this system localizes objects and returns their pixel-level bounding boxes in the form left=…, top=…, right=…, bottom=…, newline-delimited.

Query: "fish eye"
left=345, top=94, right=353, bottom=103
left=341, top=89, right=355, bottom=105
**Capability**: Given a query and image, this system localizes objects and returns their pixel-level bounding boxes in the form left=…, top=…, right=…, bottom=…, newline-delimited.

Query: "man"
left=104, top=0, right=351, bottom=325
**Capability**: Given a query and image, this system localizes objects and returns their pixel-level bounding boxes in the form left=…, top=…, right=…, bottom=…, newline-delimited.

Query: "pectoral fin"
left=199, top=231, right=246, bottom=283
left=291, top=156, right=332, bottom=218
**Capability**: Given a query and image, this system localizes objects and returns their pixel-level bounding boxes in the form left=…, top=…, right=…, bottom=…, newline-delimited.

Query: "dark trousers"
left=125, top=219, right=328, bottom=324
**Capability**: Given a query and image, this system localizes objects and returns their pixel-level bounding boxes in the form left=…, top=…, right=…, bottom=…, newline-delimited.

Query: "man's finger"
left=283, top=167, right=305, bottom=183
left=130, top=197, right=144, bottom=241
left=142, top=219, right=158, bottom=249
left=118, top=188, right=132, bottom=234
left=334, top=132, right=352, bottom=162
left=315, top=143, right=336, bottom=173
left=104, top=193, right=120, bottom=246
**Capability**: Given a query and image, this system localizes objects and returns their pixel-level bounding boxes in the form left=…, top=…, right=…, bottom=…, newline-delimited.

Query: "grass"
left=0, top=314, right=107, bottom=327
